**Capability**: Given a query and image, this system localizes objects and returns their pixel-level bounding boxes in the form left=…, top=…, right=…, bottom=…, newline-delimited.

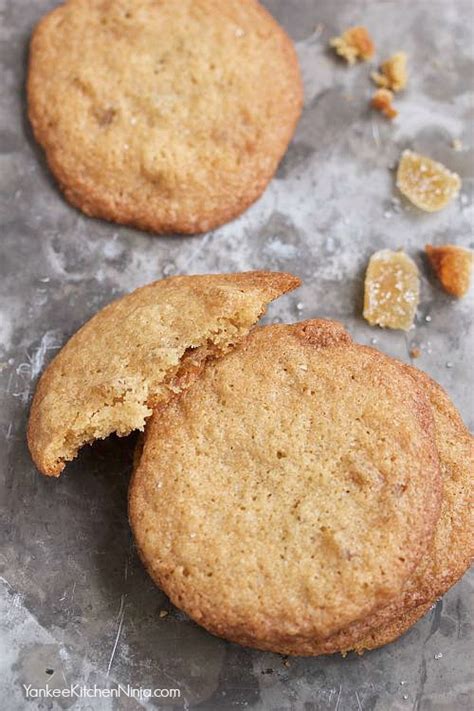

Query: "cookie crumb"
left=396, top=150, right=461, bottom=212
left=363, top=249, right=420, bottom=331
left=371, top=52, right=408, bottom=92
left=329, top=26, right=375, bottom=64
left=159, top=609, right=169, bottom=618
left=451, top=138, right=463, bottom=151
left=425, top=244, right=473, bottom=297
left=371, top=88, right=398, bottom=119
left=409, top=346, right=421, bottom=359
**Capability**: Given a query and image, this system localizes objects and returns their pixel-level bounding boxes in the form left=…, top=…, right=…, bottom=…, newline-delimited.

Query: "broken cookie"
left=27, top=272, right=300, bottom=476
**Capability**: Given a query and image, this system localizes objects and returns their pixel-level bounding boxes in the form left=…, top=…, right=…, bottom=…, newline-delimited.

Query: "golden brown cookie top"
left=130, top=320, right=441, bottom=649
left=401, top=367, right=474, bottom=599
left=27, top=271, right=300, bottom=476
left=286, top=366, right=474, bottom=656
left=27, top=0, right=303, bottom=234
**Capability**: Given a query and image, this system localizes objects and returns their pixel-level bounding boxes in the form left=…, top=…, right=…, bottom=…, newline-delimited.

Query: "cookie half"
left=28, top=0, right=303, bottom=234
left=279, top=367, right=473, bottom=655
left=27, top=271, right=300, bottom=476
left=129, top=320, right=441, bottom=651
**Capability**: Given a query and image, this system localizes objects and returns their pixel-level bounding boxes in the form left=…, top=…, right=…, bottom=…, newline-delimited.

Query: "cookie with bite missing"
left=129, top=320, right=441, bottom=652
left=27, top=271, right=300, bottom=476
left=27, top=0, right=303, bottom=234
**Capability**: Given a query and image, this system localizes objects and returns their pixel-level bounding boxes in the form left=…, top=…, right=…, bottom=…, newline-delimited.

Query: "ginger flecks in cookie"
left=396, top=150, right=461, bottom=212
left=329, top=26, right=375, bottom=64
left=129, top=320, right=441, bottom=653
left=371, top=52, right=408, bottom=92
left=426, top=244, right=473, bottom=298
left=363, top=250, right=420, bottom=331
left=27, top=271, right=300, bottom=476
left=371, top=88, right=398, bottom=119
left=278, top=367, right=473, bottom=656
left=27, top=0, right=302, bottom=235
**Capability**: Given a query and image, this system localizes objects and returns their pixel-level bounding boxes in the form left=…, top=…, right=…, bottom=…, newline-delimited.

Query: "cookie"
left=348, top=602, right=433, bottom=654
left=129, top=320, right=441, bottom=652
left=28, top=0, right=303, bottom=234
left=27, top=271, right=300, bottom=476
left=281, top=367, right=473, bottom=655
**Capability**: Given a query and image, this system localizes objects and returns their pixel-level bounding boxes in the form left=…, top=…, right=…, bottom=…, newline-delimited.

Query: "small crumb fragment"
left=452, top=138, right=463, bottom=151
left=329, top=26, right=375, bottom=64
left=396, top=150, right=461, bottom=212
left=425, top=244, right=473, bottom=297
left=159, top=609, right=169, bottom=618
left=363, top=249, right=420, bottom=331
left=409, top=346, right=421, bottom=359
left=371, top=52, right=408, bottom=92
left=371, top=88, right=398, bottom=119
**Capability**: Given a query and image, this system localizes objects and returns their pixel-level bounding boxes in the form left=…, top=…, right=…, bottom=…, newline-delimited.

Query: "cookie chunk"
left=396, top=150, right=461, bottom=212
left=426, top=244, right=473, bottom=297
left=371, top=52, right=408, bottom=92
left=329, top=26, right=375, bottom=64
left=130, top=320, right=441, bottom=652
left=371, top=88, right=398, bottom=119
left=27, top=271, right=300, bottom=476
left=28, top=0, right=303, bottom=234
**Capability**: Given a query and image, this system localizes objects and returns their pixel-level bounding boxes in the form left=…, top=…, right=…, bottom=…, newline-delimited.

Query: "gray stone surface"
left=1, top=0, right=473, bottom=709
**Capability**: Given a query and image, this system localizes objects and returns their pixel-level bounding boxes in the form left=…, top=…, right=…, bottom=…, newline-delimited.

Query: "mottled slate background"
left=0, top=1, right=473, bottom=709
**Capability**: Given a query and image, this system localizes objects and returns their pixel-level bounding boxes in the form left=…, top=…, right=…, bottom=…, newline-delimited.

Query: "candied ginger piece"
left=363, top=250, right=420, bottom=330
left=396, top=150, right=461, bottom=212
left=371, top=88, right=398, bottom=119
left=371, top=52, right=408, bottom=92
left=425, top=244, right=473, bottom=298
left=329, top=26, right=375, bottom=64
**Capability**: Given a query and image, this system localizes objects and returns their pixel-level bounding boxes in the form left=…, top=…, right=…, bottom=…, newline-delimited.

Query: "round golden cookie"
left=278, top=367, right=473, bottom=656
left=27, top=0, right=303, bottom=234
left=27, top=271, right=299, bottom=476
left=129, top=320, right=441, bottom=652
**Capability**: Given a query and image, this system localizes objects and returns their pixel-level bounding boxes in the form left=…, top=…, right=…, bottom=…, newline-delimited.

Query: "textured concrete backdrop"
left=0, top=1, right=473, bottom=709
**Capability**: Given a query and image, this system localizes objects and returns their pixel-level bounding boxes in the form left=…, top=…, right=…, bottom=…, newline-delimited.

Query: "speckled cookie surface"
left=129, top=320, right=441, bottom=652
left=27, top=271, right=300, bottom=476
left=27, top=0, right=303, bottom=234
left=280, top=367, right=473, bottom=656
